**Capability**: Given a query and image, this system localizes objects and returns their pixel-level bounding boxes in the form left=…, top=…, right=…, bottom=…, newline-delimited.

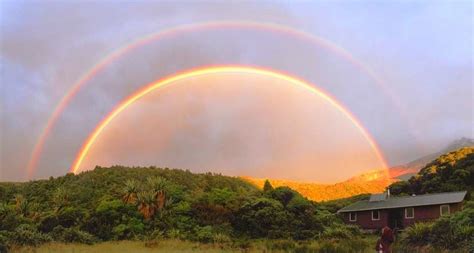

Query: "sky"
left=0, top=1, right=472, bottom=182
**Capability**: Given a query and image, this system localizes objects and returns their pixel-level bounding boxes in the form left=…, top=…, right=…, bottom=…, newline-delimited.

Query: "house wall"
left=342, top=210, right=388, bottom=229
left=403, top=203, right=463, bottom=227
left=342, top=202, right=463, bottom=229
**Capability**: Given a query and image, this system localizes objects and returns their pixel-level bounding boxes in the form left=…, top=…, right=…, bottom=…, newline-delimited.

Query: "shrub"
left=51, top=226, right=97, bottom=244
left=10, top=224, right=51, bottom=246
left=321, top=223, right=360, bottom=239
left=39, top=213, right=59, bottom=233
left=195, top=226, right=214, bottom=243
left=0, top=231, right=10, bottom=253
left=401, top=206, right=473, bottom=251
left=402, top=222, right=433, bottom=246
left=212, top=233, right=231, bottom=244
left=112, top=218, right=144, bottom=240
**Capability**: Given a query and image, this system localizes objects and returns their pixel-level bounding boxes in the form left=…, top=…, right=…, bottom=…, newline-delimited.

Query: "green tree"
left=52, top=187, right=69, bottom=214
left=263, top=180, right=273, bottom=192
left=235, top=197, right=290, bottom=238
left=136, top=191, right=157, bottom=219
left=147, top=176, right=169, bottom=210
left=122, top=179, right=139, bottom=204
left=14, top=194, right=29, bottom=217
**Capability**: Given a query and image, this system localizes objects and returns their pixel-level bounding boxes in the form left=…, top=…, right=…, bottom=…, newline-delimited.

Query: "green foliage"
left=194, top=226, right=214, bottom=243
left=112, top=218, right=144, bottom=240
left=10, top=224, right=51, bottom=246
left=321, top=223, right=361, bottom=239
left=263, top=179, right=273, bottom=192
left=52, top=226, right=97, bottom=244
left=0, top=166, right=373, bottom=249
left=235, top=197, right=289, bottom=238
left=402, top=222, right=433, bottom=245
left=389, top=147, right=474, bottom=195
left=401, top=203, right=474, bottom=250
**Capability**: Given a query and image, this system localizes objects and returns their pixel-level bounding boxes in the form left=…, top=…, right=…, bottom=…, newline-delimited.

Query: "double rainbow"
left=27, top=21, right=393, bottom=178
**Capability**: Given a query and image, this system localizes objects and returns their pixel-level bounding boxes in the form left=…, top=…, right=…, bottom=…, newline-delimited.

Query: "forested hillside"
left=0, top=166, right=368, bottom=251
left=389, top=147, right=474, bottom=196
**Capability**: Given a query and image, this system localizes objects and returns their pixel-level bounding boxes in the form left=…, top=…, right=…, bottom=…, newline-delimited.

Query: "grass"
left=11, top=237, right=380, bottom=253
left=11, top=240, right=240, bottom=253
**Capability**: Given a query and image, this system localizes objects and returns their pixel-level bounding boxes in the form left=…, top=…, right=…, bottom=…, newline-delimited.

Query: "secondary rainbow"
left=70, top=66, right=389, bottom=174
left=27, top=21, right=402, bottom=178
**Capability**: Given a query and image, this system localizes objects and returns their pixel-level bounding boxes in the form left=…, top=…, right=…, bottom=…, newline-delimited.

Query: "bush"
left=321, top=223, right=360, bottom=239
left=402, top=222, right=433, bottom=245
left=51, top=226, right=97, bottom=244
left=0, top=231, right=10, bottom=253
left=112, top=218, right=144, bottom=240
left=194, top=226, right=214, bottom=243
left=212, top=233, right=231, bottom=244
left=10, top=224, right=51, bottom=246
left=401, top=206, right=473, bottom=251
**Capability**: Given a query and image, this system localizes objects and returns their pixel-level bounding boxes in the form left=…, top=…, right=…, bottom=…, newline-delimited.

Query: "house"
left=337, top=191, right=467, bottom=230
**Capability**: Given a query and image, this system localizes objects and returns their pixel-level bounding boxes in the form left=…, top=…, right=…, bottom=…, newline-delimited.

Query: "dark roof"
left=338, top=191, right=467, bottom=213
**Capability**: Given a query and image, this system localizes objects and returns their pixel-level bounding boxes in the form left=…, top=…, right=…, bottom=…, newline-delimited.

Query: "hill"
left=0, top=165, right=366, bottom=250
left=388, top=137, right=474, bottom=180
left=388, top=147, right=474, bottom=195
left=242, top=175, right=395, bottom=202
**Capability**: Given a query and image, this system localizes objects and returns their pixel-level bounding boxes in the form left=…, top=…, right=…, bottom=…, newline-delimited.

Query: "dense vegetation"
left=389, top=147, right=473, bottom=196
left=1, top=147, right=472, bottom=252
left=388, top=147, right=474, bottom=252
left=0, top=166, right=368, bottom=252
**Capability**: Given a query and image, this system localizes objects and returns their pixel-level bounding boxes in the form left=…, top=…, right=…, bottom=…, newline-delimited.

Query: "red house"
left=337, top=191, right=467, bottom=230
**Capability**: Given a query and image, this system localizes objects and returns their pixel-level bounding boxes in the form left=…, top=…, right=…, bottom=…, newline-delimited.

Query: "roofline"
left=337, top=191, right=467, bottom=213
left=337, top=200, right=464, bottom=213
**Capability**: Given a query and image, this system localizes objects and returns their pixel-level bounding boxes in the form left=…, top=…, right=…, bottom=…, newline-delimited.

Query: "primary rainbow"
left=27, top=21, right=400, bottom=178
left=70, top=66, right=389, bottom=174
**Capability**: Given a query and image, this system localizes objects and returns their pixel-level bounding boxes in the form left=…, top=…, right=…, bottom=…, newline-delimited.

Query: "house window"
left=349, top=212, right=357, bottom=222
left=405, top=207, right=414, bottom=219
left=440, top=205, right=450, bottom=216
left=372, top=210, right=380, bottom=221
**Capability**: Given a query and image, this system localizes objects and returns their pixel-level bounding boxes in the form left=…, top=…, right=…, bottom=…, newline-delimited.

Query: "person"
left=375, top=226, right=394, bottom=253
left=375, top=238, right=383, bottom=253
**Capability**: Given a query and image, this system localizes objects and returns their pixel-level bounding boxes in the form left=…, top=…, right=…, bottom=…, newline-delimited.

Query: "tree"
left=122, top=179, right=139, bottom=204
left=136, top=191, right=157, bottom=220
left=52, top=187, right=69, bottom=214
left=146, top=176, right=169, bottom=210
left=263, top=179, right=273, bottom=192
left=234, top=197, right=290, bottom=238
left=14, top=194, right=29, bottom=217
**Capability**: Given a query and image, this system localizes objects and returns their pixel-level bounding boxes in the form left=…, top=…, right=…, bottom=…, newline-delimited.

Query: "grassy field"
left=10, top=238, right=380, bottom=253
left=9, top=238, right=467, bottom=253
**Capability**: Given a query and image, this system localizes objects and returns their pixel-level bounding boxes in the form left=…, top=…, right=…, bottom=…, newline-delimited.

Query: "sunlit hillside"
left=242, top=174, right=396, bottom=201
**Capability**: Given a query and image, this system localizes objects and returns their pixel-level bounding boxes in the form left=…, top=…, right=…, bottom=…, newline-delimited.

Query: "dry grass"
left=11, top=240, right=250, bottom=253
left=11, top=238, right=381, bottom=253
